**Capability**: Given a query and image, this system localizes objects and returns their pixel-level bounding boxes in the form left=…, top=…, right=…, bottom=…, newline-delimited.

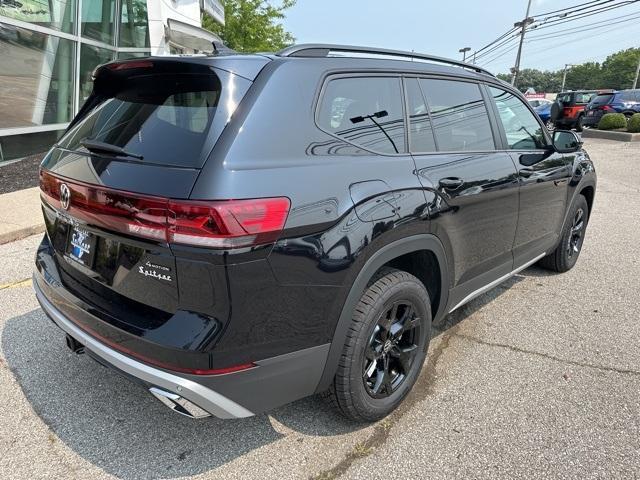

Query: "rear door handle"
left=439, top=177, right=464, bottom=189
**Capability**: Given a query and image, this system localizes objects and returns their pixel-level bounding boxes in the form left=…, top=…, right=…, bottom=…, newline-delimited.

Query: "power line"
left=531, top=0, right=639, bottom=30
left=527, top=12, right=640, bottom=41
left=528, top=8, right=640, bottom=36
left=473, top=34, right=519, bottom=61
left=473, top=26, right=519, bottom=57
left=479, top=44, right=521, bottom=67
left=532, top=0, right=616, bottom=18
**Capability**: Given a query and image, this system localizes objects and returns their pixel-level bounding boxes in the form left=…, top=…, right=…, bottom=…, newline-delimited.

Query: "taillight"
left=603, top=105, right=615, bottom=112
left=40, top=170, right=290, bottom=249
left=168, top=198, right=291, bottom=248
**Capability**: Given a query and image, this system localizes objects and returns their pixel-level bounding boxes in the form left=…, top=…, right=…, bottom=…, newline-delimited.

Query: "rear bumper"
left=581, top=114, right=601, bottom=126
left=34, top=275, right=253, bottom=419
left=34, top=268, right=331, bottom=418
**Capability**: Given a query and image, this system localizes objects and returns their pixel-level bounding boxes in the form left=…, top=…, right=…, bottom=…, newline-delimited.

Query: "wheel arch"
left=314, top=234, right=449, bottom=393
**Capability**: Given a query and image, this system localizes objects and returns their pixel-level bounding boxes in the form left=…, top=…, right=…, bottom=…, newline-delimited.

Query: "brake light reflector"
left=39, top=170, right=290, bottom=249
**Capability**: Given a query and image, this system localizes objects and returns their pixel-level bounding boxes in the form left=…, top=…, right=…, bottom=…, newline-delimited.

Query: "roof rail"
left=276, top=44, right=494, bottom=77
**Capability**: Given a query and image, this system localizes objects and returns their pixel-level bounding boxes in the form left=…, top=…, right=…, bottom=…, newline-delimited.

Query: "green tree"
left=202, top=0, right=296, bottom=53
left=564, top=62, right=602, bottom=90
left=600, top=48, right=640, bottom=90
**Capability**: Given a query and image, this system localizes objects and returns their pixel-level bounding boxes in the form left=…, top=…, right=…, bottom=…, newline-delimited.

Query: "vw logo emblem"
left=60, top=183, right=71, bottom=210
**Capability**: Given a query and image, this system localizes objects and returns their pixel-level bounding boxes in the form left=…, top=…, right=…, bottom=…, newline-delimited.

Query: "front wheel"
left=575, top=114, right=584, bottom=132
left=539, top=194, right=589, bottom=273
left=325, top=268, right=431, bottom=422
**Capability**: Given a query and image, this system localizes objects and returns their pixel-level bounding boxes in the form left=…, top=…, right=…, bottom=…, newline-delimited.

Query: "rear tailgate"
left=37, top=57, right=257, bottom=369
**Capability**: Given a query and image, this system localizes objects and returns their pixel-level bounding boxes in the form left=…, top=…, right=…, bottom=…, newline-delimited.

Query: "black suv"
left=34, top=44, right=596, bottom=422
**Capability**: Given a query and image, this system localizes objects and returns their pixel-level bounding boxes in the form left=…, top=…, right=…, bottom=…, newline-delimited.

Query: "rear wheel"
left=325, top=268, right=431, bottom=422
left=539, top=195, right=589, bottom=273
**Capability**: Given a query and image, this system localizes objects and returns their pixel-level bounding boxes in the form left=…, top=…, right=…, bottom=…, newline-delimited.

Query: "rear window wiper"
left=80, top=139, right=144, bottom=160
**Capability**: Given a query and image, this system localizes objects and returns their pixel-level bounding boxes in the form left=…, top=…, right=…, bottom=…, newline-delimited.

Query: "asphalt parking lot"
left=1, top=138, right=638, bottom=480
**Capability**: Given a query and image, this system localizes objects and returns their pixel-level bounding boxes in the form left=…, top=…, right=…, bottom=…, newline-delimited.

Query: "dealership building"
left=0, top=0, right=224, bottom=162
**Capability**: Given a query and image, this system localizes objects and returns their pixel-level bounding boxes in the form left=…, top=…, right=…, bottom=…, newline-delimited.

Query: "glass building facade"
left=0, top=0, right=222, bottom=162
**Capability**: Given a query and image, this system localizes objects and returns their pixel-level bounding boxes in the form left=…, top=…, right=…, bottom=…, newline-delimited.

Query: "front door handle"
left=439, top=177, right=464, bottom=189
left=519, top=168, right=535, bottom=178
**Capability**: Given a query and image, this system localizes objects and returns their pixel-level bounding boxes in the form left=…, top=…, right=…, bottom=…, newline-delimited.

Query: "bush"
left=598, top=113, right=627, bottom=130
left=628, top=113, right=640, bottom=133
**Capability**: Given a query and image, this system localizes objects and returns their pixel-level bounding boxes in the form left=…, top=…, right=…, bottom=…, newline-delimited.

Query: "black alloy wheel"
left=363, top=301, right=421, bottom=398
left=325, top=268, right=431, bottom=422
left=539, top=194, right=589, bottom=273
left=567, top=206, right=585, bottom=259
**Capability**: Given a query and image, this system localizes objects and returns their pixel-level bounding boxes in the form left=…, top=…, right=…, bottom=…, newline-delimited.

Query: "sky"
left=283, top=0, right=640, bottom=74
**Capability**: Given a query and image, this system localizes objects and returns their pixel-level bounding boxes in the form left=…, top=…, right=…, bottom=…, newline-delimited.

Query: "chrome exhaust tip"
left=149, top=387, right=211, bottom=419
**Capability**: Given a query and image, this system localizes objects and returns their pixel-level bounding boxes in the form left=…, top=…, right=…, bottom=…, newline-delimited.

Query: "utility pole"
left=459, top=47, right=471, bottom=62
left=633, top=55, right=640, bottom=89
left=511, top=0, right=534, bottom=87
left=561, top=64, right=574, bottom=92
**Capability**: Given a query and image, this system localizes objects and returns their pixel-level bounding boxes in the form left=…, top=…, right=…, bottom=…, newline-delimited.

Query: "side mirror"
left=552, top=130, right=582, bottom=153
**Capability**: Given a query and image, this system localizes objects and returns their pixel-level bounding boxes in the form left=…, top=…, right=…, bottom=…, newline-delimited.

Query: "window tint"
left=590, top=94, right=613, bottom=106
left=620, top=90, right=638, bottom=102
left=419, top=79, right=494, bottom=152
left=318, top=77, right=406, bottom=154
left=490, top=87, right=547, bottom=150
left=57, top=73, right=224, bottom=168
left=574, top=92, right=595, bottom=104
left=405, top=78, right=436, bottom=153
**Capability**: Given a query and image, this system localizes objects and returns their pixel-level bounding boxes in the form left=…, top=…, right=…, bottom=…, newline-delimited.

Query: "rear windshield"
left=590, top=94, right=614, bottom=106
left=57, top=72, right=246, bottom=168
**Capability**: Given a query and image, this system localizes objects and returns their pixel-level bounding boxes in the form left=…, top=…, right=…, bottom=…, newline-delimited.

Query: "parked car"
left=34, top=44, right=597, bottom=422
left=550, top=90, right=598, bottom=131
left=534, top=102, right=553, bottom=129
left=527, top=98, right=552, bottom=109
left=582, top=89, right=640, bottom=127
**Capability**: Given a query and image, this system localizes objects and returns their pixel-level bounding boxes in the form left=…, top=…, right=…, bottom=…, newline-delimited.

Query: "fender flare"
left=556, top=176, right=597, bottom=247
left=314, top=234, right=449, bottom=393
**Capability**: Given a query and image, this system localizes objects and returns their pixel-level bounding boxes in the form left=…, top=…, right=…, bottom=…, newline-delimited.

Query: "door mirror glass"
left=553, top=130, right=582, bottom=153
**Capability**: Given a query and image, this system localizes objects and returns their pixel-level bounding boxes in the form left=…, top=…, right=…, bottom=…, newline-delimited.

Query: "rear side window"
left=419, top=79, right=494, bottom=152
left=405, top=78, right=436, bottom=153
left=574, top=92, right=595, bottom=104
left=57, top=72, right=245, bottom=168
left=490, top=87, right=547, bottom=150
left=619, top=90, right=638, bottom=102
left=318, top=77, right=406, bottom=154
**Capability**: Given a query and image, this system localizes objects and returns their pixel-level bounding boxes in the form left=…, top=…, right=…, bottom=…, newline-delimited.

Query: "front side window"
left=419, top=79, right=495, bottom=152
left=318, top=77, right=406, bottom=154
left=405, top=78, right=436, bottom=153
left=490, top=87, right=547, bottom=150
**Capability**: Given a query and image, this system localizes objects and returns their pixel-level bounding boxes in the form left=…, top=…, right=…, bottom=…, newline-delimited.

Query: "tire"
left=539, top=194, right=589, bottom=273
left=575, top=114, right=584, bottom=132
left=545, top=119, right=555, bottom=131
left=325, top=268, right=432, bottom=422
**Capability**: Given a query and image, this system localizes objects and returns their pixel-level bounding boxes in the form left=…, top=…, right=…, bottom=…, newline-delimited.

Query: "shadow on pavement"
left=2, top=270, right=530, bottom=479
left=1, top=310, right=359, bottom=479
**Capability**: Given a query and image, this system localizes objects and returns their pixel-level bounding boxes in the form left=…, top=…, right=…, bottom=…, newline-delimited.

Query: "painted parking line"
left=0, top=278, right=32, bottom=291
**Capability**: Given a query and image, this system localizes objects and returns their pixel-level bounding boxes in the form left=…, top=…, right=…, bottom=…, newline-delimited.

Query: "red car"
left=551, top=90, right=599, bottom=131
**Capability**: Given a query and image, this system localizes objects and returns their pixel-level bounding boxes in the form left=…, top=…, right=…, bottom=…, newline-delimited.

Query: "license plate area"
left=65, top=225, right=97, bottom=267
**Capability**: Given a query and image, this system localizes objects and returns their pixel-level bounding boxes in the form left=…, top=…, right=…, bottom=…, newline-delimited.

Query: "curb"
left=0, top=224, right=45, bottom=245
left=582, top=129, right=640, bottom=142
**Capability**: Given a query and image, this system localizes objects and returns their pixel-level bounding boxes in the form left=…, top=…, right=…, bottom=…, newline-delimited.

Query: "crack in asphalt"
left=453, top=333, right=640, bottom=377
left=310, top=323, right=461, bottom=480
